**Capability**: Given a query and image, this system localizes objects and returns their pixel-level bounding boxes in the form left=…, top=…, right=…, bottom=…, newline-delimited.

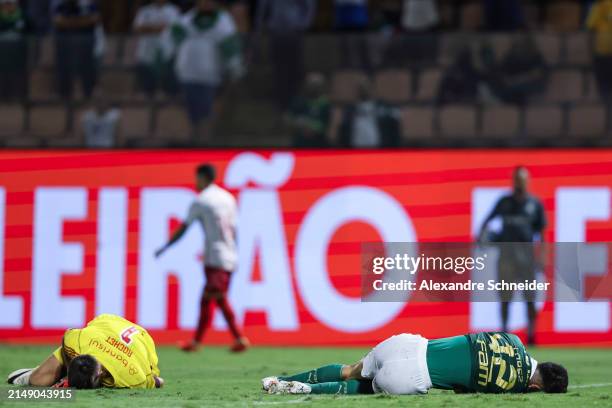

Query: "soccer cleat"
left=230, top=337, right=250, bottom=353
left=268, top=380, right=312, bottom=395
left=7, top=368, right=33, bottom=386
left=179, top=341, right=201, bottom=353
left=261, top=376, right=279, bottom=393
left=288, top=381, right=312, bottom=394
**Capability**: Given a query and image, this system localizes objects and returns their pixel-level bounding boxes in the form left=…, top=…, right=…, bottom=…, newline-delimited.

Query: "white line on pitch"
left=570, top=382, right=612, bottom=389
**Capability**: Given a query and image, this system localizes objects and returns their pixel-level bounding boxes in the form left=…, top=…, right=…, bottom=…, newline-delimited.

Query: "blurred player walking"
left=156, top=164, right=249, bottom=352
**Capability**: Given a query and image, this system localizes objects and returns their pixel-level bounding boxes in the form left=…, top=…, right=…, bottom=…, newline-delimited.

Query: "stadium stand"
left=0, top=0, right=610, bottom=147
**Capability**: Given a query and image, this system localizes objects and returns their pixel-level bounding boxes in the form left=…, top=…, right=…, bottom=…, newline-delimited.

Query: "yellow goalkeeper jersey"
left=587, top=0, right=612, bottom=55
left=53, top=314, right=160, bottom=389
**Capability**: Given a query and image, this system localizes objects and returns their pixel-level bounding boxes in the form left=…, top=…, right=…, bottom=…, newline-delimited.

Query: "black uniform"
left=483, top=194, right=546, bottom=301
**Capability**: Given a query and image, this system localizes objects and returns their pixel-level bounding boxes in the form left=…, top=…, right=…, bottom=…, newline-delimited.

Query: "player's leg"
left=309, top=380, right=374, bottom=394
left=182, top=289, right=216, bottom=352
left=271, top=379, right=374, bottom=395
left=208, top=268, right=249, bottom=351
left=497, top=257, right=513, bottom=333
left=278, top=364, right=345, bottom=383
left=500, top=301, right=510, bottom=332
left=526, top=301, right=537, bottom=345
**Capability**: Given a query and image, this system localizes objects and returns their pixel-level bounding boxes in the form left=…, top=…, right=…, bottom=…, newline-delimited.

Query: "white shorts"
left=361, top=333, right=432, bottom=395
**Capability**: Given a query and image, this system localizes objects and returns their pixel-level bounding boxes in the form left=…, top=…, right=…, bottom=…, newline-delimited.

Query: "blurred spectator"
left=338, top=81, right=400, bottom=147
left=488, top=36, right=548, bottom=105
left=335, top=0, right=372, bottom=71
left=335, top=0, right=369, bottom=29
left=587, top=0, right=612, bottom=103
left=437, top=45, right=480, bottom=104
left=53, top=0, right=101, bottom=100
left=401, top=0, right=439, bottom=31
left=0, top=0, right=27, bottom=102
left=371, top=0, right=401, bottom=31
left=24, top=0, right=52, bottom=33
left=288, top=72, right=330, bottom=147
left=482, top=0, right=524, bottom=31
left=256, top=0, right=316, bottom=110
left=81, top=98, right=122, bottom=148
left=399, top=0, right=439, bottom=67
left=163, top=0, right=243, bottom=141
left=133, top=0, right=180, bottom=97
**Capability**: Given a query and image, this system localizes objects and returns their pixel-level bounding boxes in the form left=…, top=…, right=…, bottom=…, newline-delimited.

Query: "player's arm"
left=534, top=201, right=547, bottom=242
left=477, top=199, right=502, bottom=242
left=29, top=354, right=64, bottom=387
left=155, top=223, right=189, bottom=258
left=155, top=202, right=200, bottom=258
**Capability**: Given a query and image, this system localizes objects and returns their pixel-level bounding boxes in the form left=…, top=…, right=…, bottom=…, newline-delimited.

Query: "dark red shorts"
left=204, top=266, right=232, bottom=293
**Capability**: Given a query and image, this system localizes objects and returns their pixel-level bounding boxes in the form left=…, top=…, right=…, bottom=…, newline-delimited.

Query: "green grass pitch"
left=1, top=345, right=611, bottom=407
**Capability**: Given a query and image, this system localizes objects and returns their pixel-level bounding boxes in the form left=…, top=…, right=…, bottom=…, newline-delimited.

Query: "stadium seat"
left=125, top=137, right=168, bottom=148
left=400, top=107, right=434, bottom=140
left=98, top=70, right=135, bottom=99
left=569, top=104, right=607, bottom=138
left=102, top=36, right=120, bottom=67
left=155, top=106, right=191, bottom=142
left=331, top=70, right=369, bottom=103
left=546, top=69, right=583, bottom=103
left=490, top=34, right=512, bottom=61
left=534, top=33, right=561, bottom=66
left=46, top=134, right=81, bottom=147
left=566, top=33, right=593, bottom=66
left=439, top=34, right=473, bottom=67
left=121, top=106, right=152, bottom=139
left=460, top=1, right=482, bottom=30
left=4, top=136, right=43, bottom=147
left=481, top=106, right=520, bottom=139
left=29, top=106, right=68, bottom=136
left=546, top=1, right=582, bottom=31
left=585, top=73, right=601, bottom=102
left=29, top=69, right=57, bottom=100
left=439, top=105, right=477, bottom=138
left=328, top=106, right=344, bottom=145
left=416, top=69, right=442, bottom=101
left=121, top=37, right=139, bottom=67
left=37, top=37, right=54, bottom=67
left=525, top=105, right=563, bottom=138
left=373, top=70, right=412, bottom=103
left=0, top=105, right=24, bottom=138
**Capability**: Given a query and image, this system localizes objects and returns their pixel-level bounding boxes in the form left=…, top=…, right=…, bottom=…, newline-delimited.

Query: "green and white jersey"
left=426, top=332, right=535, bottom=393
left=162, top=9, right=241, bottom=84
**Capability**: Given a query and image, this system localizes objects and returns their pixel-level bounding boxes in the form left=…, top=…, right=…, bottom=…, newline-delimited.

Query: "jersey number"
left=120, top=326, right=139, bottom=345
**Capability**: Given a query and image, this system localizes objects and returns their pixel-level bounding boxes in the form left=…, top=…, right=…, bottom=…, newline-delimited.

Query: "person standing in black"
left=478, top=166, right=546, bottom=345
left=53, top=0, right=100, bottom=100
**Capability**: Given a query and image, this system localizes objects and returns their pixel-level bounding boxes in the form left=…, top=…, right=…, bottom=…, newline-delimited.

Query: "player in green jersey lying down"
left=262, top=332, right=568, bottom=395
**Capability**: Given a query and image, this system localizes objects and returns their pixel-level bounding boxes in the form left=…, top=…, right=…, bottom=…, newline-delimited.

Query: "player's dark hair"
left=538, top=362, right=568, bottom=393
left=67, top=355, right=100, bottom=389
left=196, top=164, right=216, bottom=182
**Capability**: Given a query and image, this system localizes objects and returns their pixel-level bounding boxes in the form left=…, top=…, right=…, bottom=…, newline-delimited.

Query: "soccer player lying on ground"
left=262, top=332, right=568, bottom=395
left=7, top=314, right=164, bottom=389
